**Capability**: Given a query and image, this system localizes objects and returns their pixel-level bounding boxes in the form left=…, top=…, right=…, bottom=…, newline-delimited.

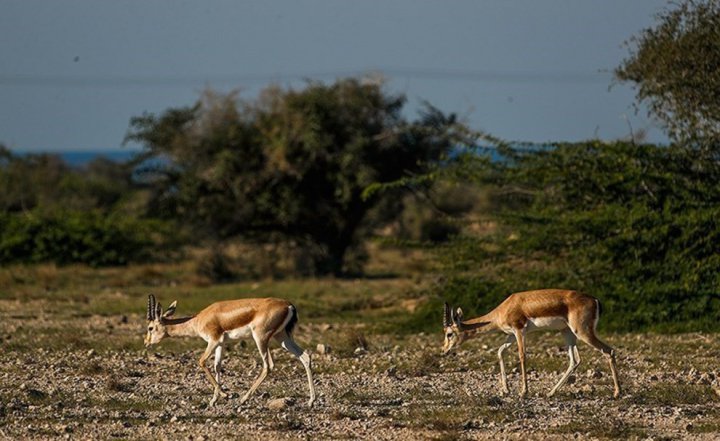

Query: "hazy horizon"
left=1, top=1, right=672, bottom=152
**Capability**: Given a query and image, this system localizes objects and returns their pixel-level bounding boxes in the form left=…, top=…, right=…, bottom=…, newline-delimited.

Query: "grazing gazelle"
left=144, top=294, right=315, bottom=407
left=442, top=289, right=621, bottom=399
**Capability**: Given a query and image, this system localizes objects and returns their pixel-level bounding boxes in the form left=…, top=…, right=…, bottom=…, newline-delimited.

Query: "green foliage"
left=125, top=79, right=467, bottom=275
left=411, top=141, right=720, bottom=333
left=393, top=182, right=478, bottom=244
left=0, top=147, right=176, bottom=267
left=0, top=146, right=136, bottom=214
left=0, top=210, right=168, bottom=267
left=616, top=0, right=720, bottom=147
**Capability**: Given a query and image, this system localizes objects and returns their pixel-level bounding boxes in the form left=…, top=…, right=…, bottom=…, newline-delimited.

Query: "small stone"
left=169, top=416, right=178, bottom=423
left=316, top=344, right=331, bottom=355
left=354, top=347, right=366, bottom=355
left=87, top=349, right=96, bottom=357
left=712, top=386, right=720, bottom=397
left=585, top=369, right=602, bottom=379
left=267, top=397, right=294, bottom=410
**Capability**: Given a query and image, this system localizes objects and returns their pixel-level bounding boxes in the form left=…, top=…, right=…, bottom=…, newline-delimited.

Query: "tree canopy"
left=616, top=0, right=720, bottom=147
left=125, top=79, right=467, bottom=275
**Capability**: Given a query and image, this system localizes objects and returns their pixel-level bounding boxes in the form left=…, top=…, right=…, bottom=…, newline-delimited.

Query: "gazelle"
left=442, top=289, right=620, bottom=399
left=144, top=294, right=315, bottom=407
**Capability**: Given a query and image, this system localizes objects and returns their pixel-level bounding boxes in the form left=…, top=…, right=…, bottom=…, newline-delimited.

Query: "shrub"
left=406, top=141, right=720, bottom=333
left=0, top=210, right=171, bottom=266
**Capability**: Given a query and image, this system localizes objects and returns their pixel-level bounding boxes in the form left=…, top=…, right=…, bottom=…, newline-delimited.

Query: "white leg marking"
left=548, top=331, right=579, bottom=397
left=497, top=334, right=515, bottom=395
left=267, top=349, right=275, bottom=372
left=280, top=333, right=316, bottom=406
left=214, top=345, right=224, bottom=384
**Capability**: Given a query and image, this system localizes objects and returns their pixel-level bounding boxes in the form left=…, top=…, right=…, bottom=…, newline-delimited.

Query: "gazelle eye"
left=446, top=333, right=453, bottom=338
left=148, top=326, right=154, bottom=331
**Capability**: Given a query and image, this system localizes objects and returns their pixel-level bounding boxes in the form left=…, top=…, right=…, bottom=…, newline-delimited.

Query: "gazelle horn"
left=147, top=294, right=156, bottom=321
left=443, top=302, right=452, bottom=327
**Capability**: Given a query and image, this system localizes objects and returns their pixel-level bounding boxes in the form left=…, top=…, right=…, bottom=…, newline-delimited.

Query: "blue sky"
left=1, top=0, right=671, bottom=152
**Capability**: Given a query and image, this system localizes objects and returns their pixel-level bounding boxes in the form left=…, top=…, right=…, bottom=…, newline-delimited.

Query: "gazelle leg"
left=276, top=331, right=315, bottom=406
left=515, top=329, right=528, bottom=398
left=548, top=330, right=580, bottom=397
left=198, top=339, right=225, bottom=406
left=240, top=332, right=270, bottom=404
left=575, top=331, right=621, bottom=399
left=267, top=349, right=275, bottom=372
left=573, top=346, right=581, bottom=365
left=214, top=345, right=224, bottom=384
left=607, top=351, right=621, bottom=399
left=497, top=334, right=515, bottom=395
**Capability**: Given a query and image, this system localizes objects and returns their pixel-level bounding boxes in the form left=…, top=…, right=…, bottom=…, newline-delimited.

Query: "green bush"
left=408, top=141, right=720, bottom=333
left=0, top=210, right=170, bottom=267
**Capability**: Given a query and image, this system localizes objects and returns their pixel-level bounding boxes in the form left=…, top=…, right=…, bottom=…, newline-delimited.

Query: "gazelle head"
left=144, top=294, right=177, bottom=346
left=442, top=302, right=465, bottom=354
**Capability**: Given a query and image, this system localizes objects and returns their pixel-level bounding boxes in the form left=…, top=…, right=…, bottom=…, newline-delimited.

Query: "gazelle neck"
left=163, top=316, right=198, bottom=338
left=460, top=312, right=498, bottom=339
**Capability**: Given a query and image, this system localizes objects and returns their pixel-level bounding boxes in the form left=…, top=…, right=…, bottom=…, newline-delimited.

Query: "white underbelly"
left=225, top=325, right=252, bottom=339
left=526, top=316, right=567, bottom=331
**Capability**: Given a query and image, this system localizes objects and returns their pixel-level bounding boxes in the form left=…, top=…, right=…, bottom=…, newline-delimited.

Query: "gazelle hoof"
left=209, top=388, right=226, bottom=406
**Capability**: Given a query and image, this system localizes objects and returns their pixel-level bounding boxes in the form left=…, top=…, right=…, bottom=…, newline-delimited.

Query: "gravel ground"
left=1, top=313, right=719, bottom=440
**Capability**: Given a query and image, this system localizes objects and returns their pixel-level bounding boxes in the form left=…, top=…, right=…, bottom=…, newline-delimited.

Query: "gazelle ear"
left=155, top=302, right=162, bottom=320
left=454, top=307, right=464, bottom=323
left=163, top=301, right=177, bottom=318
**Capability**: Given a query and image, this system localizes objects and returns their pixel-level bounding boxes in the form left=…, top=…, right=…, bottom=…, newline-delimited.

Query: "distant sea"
left=19, top=150, right=141, bottom=166
left=19, top=144, right=542, bottom=167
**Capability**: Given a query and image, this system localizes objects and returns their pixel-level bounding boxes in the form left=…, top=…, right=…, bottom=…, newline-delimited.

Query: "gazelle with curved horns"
left=144, top=294, right=315, bottom=406
left=442, top=289, right=621, bottom=398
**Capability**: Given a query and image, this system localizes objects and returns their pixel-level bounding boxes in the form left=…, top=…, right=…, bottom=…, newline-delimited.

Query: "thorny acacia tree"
left=126, top=78, right=468, bottom=275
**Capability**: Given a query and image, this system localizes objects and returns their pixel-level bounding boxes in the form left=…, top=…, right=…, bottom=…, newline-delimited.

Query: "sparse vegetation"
left=1, top=260, right=719, bottom=439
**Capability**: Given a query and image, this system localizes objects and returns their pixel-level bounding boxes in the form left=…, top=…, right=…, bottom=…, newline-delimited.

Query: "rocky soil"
left=1, top=313, right=720, bottom=440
